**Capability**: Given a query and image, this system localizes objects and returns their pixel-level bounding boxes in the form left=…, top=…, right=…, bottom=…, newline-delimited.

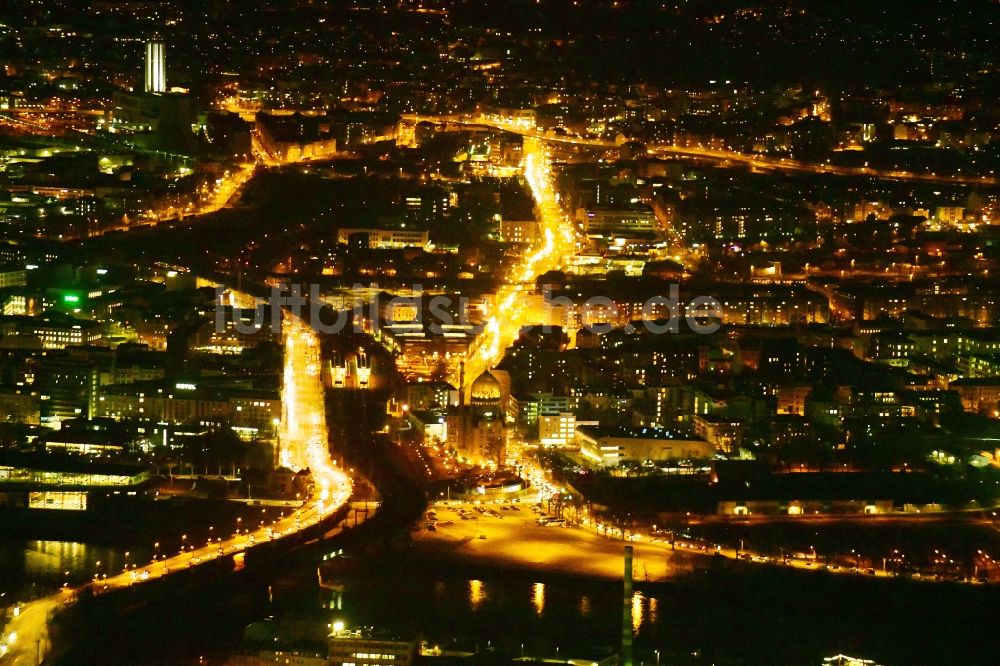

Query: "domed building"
left=447, top=369, right=506, bottom=467
left=470, top=370, right=502, bottom=408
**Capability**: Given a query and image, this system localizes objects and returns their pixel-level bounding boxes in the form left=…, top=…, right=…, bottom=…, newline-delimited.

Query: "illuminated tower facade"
left=468, top=370, right=505, bottom=466
left=145, top=40, right=166, bottom=93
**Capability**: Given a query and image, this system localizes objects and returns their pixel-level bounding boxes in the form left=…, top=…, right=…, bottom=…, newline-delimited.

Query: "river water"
left=3, top=535, right=1000, bottom=665
left=302, top=555, right=1000, bottom=666
left=0, top=539, right=152, bottom=600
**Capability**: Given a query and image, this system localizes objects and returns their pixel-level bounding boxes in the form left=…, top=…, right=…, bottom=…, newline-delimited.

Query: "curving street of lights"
left=281, top=312, right=351, bottom=508
left=457, top=137, right=579, bottom=394
left=0, top=306, right=352, bottom=666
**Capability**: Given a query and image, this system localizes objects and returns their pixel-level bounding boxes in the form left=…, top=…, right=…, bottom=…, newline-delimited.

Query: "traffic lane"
left=1, top=598, right=58, bottom=666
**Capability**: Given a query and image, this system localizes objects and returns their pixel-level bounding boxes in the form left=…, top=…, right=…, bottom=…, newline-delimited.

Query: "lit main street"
left=194, top=163, right=255, bottom=216
left=280, top=312, right=351, bottom=507
left=455, top=136, right=579, bottom=394
left=0, top=308, right=352, bottom=666
left=98, top=162, right=255, bottom=235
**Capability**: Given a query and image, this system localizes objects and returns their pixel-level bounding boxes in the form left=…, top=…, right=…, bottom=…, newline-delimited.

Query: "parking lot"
left=414, top=499, right=703, bottom=581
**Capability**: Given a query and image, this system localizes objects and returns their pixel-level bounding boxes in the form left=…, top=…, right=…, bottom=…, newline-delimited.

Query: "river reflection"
left=0, top=539, right=149, bottom=597
left=468, top=578, right=486, bottom=610
left=298, top=561, right=1000, bottom=666
left=631, top=591, right=643, bottom=633
left=316, top=568, right=653, bottom=655
left=532, top=582, right=545, bottom=616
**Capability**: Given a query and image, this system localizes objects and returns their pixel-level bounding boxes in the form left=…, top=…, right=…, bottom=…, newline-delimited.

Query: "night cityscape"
left=1, top=1, right=1000, bottom=664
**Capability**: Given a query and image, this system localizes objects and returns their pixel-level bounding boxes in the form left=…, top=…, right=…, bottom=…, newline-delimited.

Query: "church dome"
left=470, top=370, right=502, bottom=405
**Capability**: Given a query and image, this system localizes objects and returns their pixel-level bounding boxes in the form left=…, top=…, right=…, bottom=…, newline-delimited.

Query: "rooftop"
left=576, top=425, right=704, bottom=441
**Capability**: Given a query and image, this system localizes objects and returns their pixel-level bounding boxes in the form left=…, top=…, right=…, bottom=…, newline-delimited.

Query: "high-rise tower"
left=145, top=39, right=166, bottom=93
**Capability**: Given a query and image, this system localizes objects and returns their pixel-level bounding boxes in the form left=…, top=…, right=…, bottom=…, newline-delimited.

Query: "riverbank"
left=409, top=502, right=708, bottom=582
